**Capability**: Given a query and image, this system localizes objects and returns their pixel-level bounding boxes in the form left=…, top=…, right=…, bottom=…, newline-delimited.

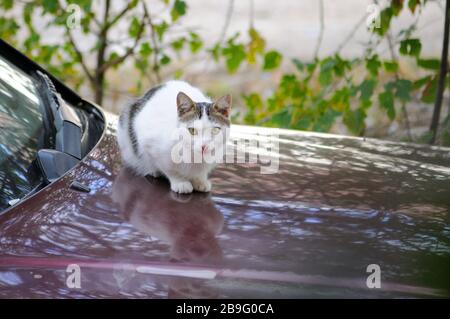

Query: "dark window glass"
left=0, top=55, right=45, bottom=212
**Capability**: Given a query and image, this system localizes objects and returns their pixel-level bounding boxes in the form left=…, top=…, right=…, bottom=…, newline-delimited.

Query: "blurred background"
left=1, top=0, right=449, bottom=145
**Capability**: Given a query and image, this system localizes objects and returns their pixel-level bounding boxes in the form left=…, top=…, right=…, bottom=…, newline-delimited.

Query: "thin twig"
left=143, top=1, right=162, bottom=83
left=218, top=0, right=235, bottom=44
left=335, top=12, right=368, bottom=54
left=429, top=0, right=450, bottom=144
left=99, top=2, right=147, bottom=72
left=106, top=1, right=136, bottom=30
left=314, top=0, right=324, bottom=59
left=58, top=0, right=95, bottom=84
left=249, top=0, right=254, bottom=30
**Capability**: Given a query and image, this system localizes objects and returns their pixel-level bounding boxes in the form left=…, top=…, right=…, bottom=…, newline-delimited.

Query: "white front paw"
left=171, top=181, right=193, bottom=194
left=192, top=179, right=211, bottom=192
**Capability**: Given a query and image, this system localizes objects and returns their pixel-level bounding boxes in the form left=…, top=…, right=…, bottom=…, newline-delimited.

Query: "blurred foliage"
left=241, top=0, right=446, bottom=140
left=0, top=0, right=448, bottom=144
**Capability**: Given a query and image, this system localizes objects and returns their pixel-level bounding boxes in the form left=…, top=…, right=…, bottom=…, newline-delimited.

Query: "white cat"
left=117, top=80, right=231, bottom=194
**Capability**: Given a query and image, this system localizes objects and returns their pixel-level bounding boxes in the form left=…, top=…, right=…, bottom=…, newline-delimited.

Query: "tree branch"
left=66, top=30, right=95, bottom=84
left=314, top=0, right=324, bottom=59
left=429, top=0, right=450, bottom=144
left=57, top=0, right=95, bottom=84
left=99, top=4, right=146, bottom=73
left=335, top=12, right=368, bottom=54
left=106, top=1, right=137, bottom=31
left=143, top=2, right=162, bottom=83
left=218, top=0, right=234, bottom=44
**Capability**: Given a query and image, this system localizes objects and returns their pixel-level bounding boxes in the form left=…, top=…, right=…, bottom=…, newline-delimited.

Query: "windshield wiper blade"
left=35, top=70, right=82, bottom=159
left=32, top=71, right=83, bottom=185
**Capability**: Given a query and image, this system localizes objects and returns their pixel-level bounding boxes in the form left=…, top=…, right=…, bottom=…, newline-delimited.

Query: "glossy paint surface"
left=0, top=117, right=449, bottom=298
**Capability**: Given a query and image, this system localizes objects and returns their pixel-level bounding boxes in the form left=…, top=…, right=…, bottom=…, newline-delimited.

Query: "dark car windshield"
left=0, top=55, right=47, bottom=212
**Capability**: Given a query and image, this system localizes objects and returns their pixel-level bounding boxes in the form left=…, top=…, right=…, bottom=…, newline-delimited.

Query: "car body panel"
left=1, top=110, right=449, bottom=298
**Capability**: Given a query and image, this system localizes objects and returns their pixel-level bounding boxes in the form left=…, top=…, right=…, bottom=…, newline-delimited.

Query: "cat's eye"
left=188, top=127, right=198, bottom=135
left=212, top=127, right=221, bottom=135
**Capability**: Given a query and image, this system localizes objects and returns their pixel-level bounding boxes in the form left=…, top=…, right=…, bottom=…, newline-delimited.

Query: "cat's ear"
left=176, top=91, right=195, bottom=117
left=213, top=94, right=232, bottom=118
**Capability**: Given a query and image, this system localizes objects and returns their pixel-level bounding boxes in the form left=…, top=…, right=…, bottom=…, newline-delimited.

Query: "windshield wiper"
left=34, top=71, right=82, bottom=184
left=35, top=70, right=82, bottom=159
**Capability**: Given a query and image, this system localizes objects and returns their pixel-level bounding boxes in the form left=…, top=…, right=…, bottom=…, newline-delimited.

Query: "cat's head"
left=176, top=91, right=231, bottom=160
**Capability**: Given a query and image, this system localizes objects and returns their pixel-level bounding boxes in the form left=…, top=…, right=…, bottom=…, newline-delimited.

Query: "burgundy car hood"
left=0, top=114, right=449, bottom=298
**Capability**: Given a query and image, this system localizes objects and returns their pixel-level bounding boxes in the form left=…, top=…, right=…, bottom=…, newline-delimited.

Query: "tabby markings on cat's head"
left=176, top=91, right=231, bottom=126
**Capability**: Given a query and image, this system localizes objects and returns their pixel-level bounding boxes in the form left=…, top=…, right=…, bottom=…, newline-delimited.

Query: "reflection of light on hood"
left=0, top=58, right=39, bottom=104
left=0, top=271, right=23, bottom=286
left=137, top=265, right=217, bottom=279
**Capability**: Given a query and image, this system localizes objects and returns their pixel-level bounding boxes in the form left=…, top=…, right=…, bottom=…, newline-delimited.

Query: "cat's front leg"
left=191, top=175, right=211, bottom=192
left=168, top=176, right=193, bottom=194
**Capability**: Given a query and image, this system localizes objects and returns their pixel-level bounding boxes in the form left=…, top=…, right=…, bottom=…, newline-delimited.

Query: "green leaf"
left=269, top=109, right=291, bottom=128
left=128, top=17, right=141, bottom=38
left=413, top=75, right=432, bottom=90
left=0, top=17, right=19, bottom=39
left=358, top=79, right=376, bottom=101
left=139, top=42, right=153, bottom=57
left=107, top=52, right=120, bottom=69
left=330, top=87, right=350, bottom=111
left=243, top=93, right=264, bottom=110
left=292, top=58, right=304, bottom=71
left=247, top=28, right=266, bottom=64
left=391, top=0, right=405, bottom=16
left=399, top=38, right=422, bottom=57
left=408, top=0, right=421, bottom=13
left=160, top=54, right=171, bottom=65
left=373, top=7, right=393, bottom=36
left=171, top=0, right=187, bottom=22
left=343, top=108, right=366, bottom=135
left=313, top=108, right=341, bottom=132
left=417, top=58, right=440, bottom=70
left=366, top=54, right=381, bottom=77
left=222, top=39, right=246, bottom=73
left=294, top=114, right=313, bottom=130
left=243, top=93, right=264, bottom=124
left=171, top=37, right=185, bottom=52
left=174, top=69, right=183, bottom=79
left=333, top=54, right=350, bottom=77
left=263, top=50, right=282, bottom=71
left=421, top=76, right=438, bottom=103
left=318, top=57, right=336, bottom=86
left=23, top=2, right=35, bottom=28
left=383, top=61, right=399, bottom=73
left=1, top=0, right=13, bottom=10
left=155, top=21, right=168, bottom=40
left=42, top=0, right=58, bottom=14
left=24, top=32, right=40, bottom=51
left=209, top=43, right=221, bottom=62
left=394, top=79, right=412, bottom=102
left=378, top=90, right=396, bottom=120
left=189, top=32, right=203, bottom=53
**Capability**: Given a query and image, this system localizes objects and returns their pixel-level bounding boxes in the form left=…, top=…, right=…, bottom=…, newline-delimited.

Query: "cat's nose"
left=201, top=145, right=207, bottom=154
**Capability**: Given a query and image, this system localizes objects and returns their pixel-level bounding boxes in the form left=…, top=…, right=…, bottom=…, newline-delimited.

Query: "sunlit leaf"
left=383, top=61, right=399, bottom=73
left=417, top=58, right=440, bottom=70
left=399, top=38, right=422, bottom=57
left=128, top=16, right=141, bottom=38
left=263, top=50, right=282, bottom=70
left=171, top=0, right=187, bottom=22
left=343, top=108, right=366, bottom=135
left=378, top=90, right=395, bottom=120
left=247, top=28, right=266, bottom=64
left=366, top=54, right=381, bottom=77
